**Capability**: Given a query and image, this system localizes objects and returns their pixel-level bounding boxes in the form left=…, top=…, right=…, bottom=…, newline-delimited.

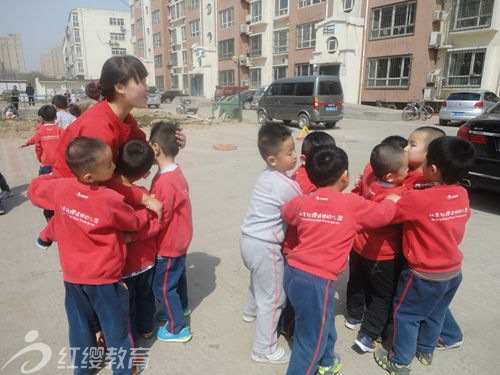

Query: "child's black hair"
left=68, top=103, right=82, bottom=118
left=301, top=131, right=336, bottom=159
left=52, top=94, right=68, bottom=109
left=413, top=126, right=446, bottom=146
left=38, top=104, right=57, bottom=122
left=149, top=121, right=181, bottom=158
left=370, top=143, right=406, bottom=180
left=257, top=124, right=292, bottom=161
left=426, top=136, right=475, bottom=185
left=115, top=140, right=154, bottom=179
left=381, top=135, right=408, bottom=149
left=306, top=145, right=348, bottom=187
left=66, top=136, right=109, bottom=177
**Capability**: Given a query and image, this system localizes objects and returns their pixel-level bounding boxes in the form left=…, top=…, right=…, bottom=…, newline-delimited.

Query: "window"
left=273, top=30, right=289, bottom=54
left=451, top=0, right=493, bottom=31
left=275, top=0, right=288, bottom=16
left=136, top=18, right=143, bottom=32
left=182, top=50, right=187, bottom=65
left=75, top=45, right=82, bottom=58
left=74, top=30, right=80, bottom=43
left=218, top=39, right=234, bottom=60
left=77, top=60, right=84, bottom=73
left=181, top=26, right=186, bottom=41
left=153, top=33, right=162, bottom=47
left=172, top=75, right=179, bottom=89
left=299, top=0, right=325, bottom=8
left=367, top=55, right=411, bottom=88
left=281, top=83, right=295, bottom=95
left=296, top=22, right=317, bottom=49
left=190, top=20, right=200, bottom=37
left=155, top=76, right=164, bottom=90
left=371, top=2, right=416, bottom=39
left=137, top=39, right=144, bottom=52
left=152, top=10, right=161, bottom=24
left=249, top=35, right=262, bottom=57
left=109, top=18, right=125, bottom=26
left=343, top=0, right=354, bottom=12
left=112, top=48, right=127, bottom=56
left=171, top=29, right=177, bottom=44
left=170, top=1, right=185, bottom=20
left=72, top=13, right=79, bottom=27
left=171, top=52, right=178, bottom=66
left=183, top=74, right=189, bottom=90
left=296, top=82, right=314, bottom=95
left=444, top=48, right=485, bottom=87
left=190, top=0, right=200, bottom=9
left=295, top=63, right=313, bottom=76
left=273, top=66, right=288, bottom=80
left=110, top=33, right=125, bottom=41
left=327, top=37, right=338, bottom=53
left=131, top=24, right=135, bottom=36
left=219, top=70, right=234, bottom=85
left=251, top=1, right=262, bottom=23
left=154, top=55, right=163, bottom=68
left=250, top=68, right=262, bottom=88
left=220, top=8, right=234, bottom=29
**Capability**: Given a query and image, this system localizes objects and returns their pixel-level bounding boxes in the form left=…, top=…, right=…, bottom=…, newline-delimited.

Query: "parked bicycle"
left=402, top=101, right=434, bottom=121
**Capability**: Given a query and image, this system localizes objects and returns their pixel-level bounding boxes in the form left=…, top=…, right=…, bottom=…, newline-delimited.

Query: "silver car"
left=147, top=86, right=161, bottom=108
left=439, top=89, right=499, bottom=126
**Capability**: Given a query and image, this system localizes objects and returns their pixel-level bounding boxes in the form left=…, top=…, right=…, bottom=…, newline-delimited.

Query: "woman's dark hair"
left=85, top=81, right=102, bottom=101
left=99, top=56, right=148, bottom=101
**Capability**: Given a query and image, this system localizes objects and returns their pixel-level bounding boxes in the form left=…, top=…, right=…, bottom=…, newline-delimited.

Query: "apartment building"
left=130, top=0, right=498, bottom=103
left=40, top=46, right=65, bottom=79
left=0, top=34, right=26, bottom=74
left=63, top=8, right=133, bottom=80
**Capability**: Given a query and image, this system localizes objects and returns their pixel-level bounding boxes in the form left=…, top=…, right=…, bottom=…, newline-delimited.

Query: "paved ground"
left=0, top=111, right=499, bottom=375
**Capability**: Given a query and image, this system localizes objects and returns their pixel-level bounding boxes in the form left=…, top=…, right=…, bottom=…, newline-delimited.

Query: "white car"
left=147, top=86, right=161, bottom=108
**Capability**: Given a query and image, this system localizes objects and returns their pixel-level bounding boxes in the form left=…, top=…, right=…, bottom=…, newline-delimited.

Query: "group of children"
left=240, top=124, right=474, bottom=375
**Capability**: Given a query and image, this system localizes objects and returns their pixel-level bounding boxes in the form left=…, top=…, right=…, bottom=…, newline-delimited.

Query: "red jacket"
left=52, top=100, right=146, bottom=178
left=392, top=184, right=469, bottom=274
left=28, top=175, right=148, bottom=284
left=151, top=166, right=193, bottom=258
left=34, top=123, right=64, bottom=166
left=352, top=179, right=407, bottom=260
left=124, top=186, right=162, bottom=276
left=281, top=188, right=396, bottom=280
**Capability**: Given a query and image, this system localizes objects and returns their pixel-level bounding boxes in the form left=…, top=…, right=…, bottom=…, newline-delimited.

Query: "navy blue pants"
left=64, top=282, right=135, bottom=375
left=124, top=267, right=156, bottom=342
left=390, top=269, right=462, bottom=365
left=284, top=265, right=336, bottom=375
left=439, top=308, right=463, bottom=345
left=152, top=255, right=188, bottom=334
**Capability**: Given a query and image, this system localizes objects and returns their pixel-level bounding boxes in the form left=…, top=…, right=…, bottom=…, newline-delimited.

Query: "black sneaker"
left=374, top=347, right=411, bottom=375
left=36, top=237, right=52, bottom=250
left=415, top=351, right=433, bottom=365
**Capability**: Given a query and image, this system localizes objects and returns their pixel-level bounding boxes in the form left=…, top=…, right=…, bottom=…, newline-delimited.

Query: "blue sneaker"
left=157, top=326, right=192, bottom=343
left=354, top=333, right=376, bottom=353
left=345, top=315, right=362, bottom=330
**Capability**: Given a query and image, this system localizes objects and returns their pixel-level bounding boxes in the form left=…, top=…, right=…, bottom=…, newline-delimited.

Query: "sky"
left=0, top=0, right=130, bottom=72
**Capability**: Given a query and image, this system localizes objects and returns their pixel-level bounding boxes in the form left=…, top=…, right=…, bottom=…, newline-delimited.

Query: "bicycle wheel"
left=418, top=106, right=434, bottom=121
left=424, top=105, right=434, bottom=119
left=402, top=105, right=417, bottom=121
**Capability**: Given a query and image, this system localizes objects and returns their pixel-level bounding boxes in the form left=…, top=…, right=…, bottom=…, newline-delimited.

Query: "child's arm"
left=37, top=220, right=57, bottom=250
left=27, top=174, right=61, bottom=210
left=127, top=208, right=163, bottom=242
left=353, top=195, right=397, bottom=230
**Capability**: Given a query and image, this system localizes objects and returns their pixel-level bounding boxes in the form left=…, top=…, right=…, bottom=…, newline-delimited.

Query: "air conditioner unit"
left=432, top=10, right=446, bottom=22
left=423, top=88, right=437, bottom=100
left=240, top=24, right=250, bottom=34
left=245, top=15, right=252, bottom=23
left=429, top=32, right=443, bottom=48
left=240, top=80, right=249, bottom=86
left=426, top=73, right=439, bottom=83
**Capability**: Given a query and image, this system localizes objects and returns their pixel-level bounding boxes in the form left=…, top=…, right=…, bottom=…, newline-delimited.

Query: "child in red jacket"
left=281, top=144, right=399, bottom=375
left=374, top=136, right=475, bottom=374
left=28, top=136, right=148, bottom=375
left=346, top=143, right=409, bottom=353
left=149, top=121, right=193, bottom=343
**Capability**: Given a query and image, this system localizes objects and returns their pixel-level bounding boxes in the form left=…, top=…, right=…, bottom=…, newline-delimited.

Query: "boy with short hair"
left=240, top=124, right=301, bottom=364
left=52, top=94, right=76, bottom=129
left=32, top=104, right=64, bottom=175
left=374, top=136, right=475, bottom=374
left=27, top=136, right=148, bottom=375
left=346, top=143, right=409, bottom=353
left=281, top=144, right=399, bottom=375
left=148, top=121, right=193, bottom=343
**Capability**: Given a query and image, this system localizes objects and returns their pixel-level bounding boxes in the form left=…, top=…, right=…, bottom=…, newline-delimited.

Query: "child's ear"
left=114, top=83, right=126, bottom=95
left=384, top=172, right=395, bottom=183
left=150, top=142, right=161, bottom=156
left=266, top=155, right=277, bottom=168
left=80, top=172, right=96, bottom=184
left=300, top=154, right=306, bottom=166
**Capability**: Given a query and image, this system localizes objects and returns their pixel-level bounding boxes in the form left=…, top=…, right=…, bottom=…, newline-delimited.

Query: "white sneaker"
left=251, top=346, right=291, bottom=364
left=242, top=314, right=256, bottom=323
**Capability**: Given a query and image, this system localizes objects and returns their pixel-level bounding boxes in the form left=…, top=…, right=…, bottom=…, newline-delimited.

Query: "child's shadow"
left=2, top=183, right=30, bottom=213
left=186, top=251, right=221, bottom=311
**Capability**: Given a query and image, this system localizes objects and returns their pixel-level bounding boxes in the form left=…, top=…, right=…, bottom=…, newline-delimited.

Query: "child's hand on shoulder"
left=385, top=194, right=401, bottom=203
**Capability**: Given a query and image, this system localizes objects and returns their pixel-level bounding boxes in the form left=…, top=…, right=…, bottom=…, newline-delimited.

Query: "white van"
left=257, top=75, right=344, bottom=128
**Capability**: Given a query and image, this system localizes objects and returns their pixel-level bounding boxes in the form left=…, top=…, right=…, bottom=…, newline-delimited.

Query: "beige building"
left=130, top=0, right=499, bottom=103
left=40, top=46, right=65, bottom=79
left=0, top=34, right=26, bottom=74
left=63, top=8, right=133, bottom=80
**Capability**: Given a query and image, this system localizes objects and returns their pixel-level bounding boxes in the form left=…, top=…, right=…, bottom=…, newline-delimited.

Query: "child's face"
left=118, top=77, right=149, bottom=108
left=269, top=136, right=297, bottom=172
left=91, top=146, right=116, bottom=183
left=391, top=152, right=409, bottom=184
left=405, top=131, right=428, bottom=170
